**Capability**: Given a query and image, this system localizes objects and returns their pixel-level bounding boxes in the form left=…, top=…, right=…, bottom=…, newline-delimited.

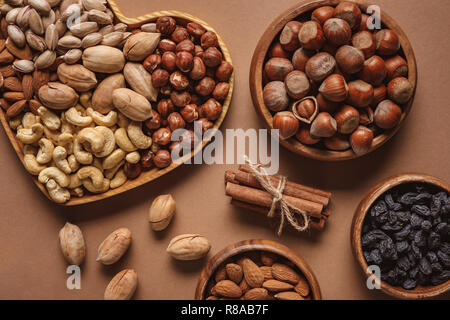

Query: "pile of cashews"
left=11, top=91, right=151, bottom=204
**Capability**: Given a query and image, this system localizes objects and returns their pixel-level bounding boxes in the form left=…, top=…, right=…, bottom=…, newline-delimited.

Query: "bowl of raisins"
left=351, top=174, right=450, bottom=299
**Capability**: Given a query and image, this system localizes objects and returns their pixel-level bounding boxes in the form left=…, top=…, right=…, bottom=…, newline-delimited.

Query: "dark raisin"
left=402, top=278, right=417, bottom=290
left=430, top=271, right=450, bottom=285
left=381, top=221, right=403, bottom=232
left=399, top=192, right=418, bottom=206
left=394, top=225, right=411, bottom=241
left=418, top=257, right=432, bottom=275
left=370, top=249, right=383, bottom=265
left=411, top=214, right=424, bottom=229
left=397, top=211, right=411, bottom=223
left=371, top=200, right=388, bottom=217
left=362, top=230, right=390, bottom=248
left=420, top=220, right=432, bottom=232
left=428, top=232, right=441, bottom=249
left=440, top=243, right=450, bottom=255
left=396, top=241, right=409, bottom=253
left=409, top=266, right=419, bottom=279
left=413, top=193, right=432, bottom=204
left=379, top=239, right=397, bottom=260
left=430, top=195, right=442, bottom=216
left=411, top=242, right=422, bottom=259
left=412, top=205, right=431, bottom=217
left=414, top=230, right=427, bottom=247
left=431, top=262, right=443, bottom=273
left=397, top=256, right=411, bottom=271
left=426, top=251, right=438, bottom=263
left=437, top=250, right=450, bottom=267
left=435, top=222, right=447, bottom=235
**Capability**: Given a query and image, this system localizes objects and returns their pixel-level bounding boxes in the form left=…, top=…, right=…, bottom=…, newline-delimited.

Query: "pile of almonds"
left=0, top=0, right=232, bottom=204
left=205, top=251, right=311, bottom=300
left=264, top=2, right=414, bottom=156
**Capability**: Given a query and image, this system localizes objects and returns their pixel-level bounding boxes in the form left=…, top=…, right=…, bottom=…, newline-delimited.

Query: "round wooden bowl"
left=351, top=174, right=450, bottom=299
left=249, top=0, right=417, bottom=161
left=0, top=0, right=234, bottom=206
left=194, top=239, right=322, bottom=299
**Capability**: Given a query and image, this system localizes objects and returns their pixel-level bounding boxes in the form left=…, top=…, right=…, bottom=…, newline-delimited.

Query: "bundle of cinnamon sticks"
left=224, top=165, right=332, bottom=232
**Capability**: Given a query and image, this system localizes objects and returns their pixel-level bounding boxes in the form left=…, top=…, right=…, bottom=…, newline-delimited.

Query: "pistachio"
left=104, top=269, right=137, bottom=300
left=45, top=23, right=59, bottom=50
left=99, top=24, right=114, bottom=35
left=88, top=9, right=111, bottom=25
left=82, top=0, right=106, bottom=12
left=149, top=194, right=176, bottom=231
left=96, top=227, right=131, bottom=265
left=13, top=59, right=34, bottom=73
left=81, top=31, right=102, bottom=48
left=25, top=30, right=47, bottom=52
left=0, top=4, right=14, bottom=15
left=7, top=24, right=25, bottom=48
left=58, top=222, right=86, bottom=266
left=166, top=234, right=211, bottom=261
left=41, top=9, right=56, bottom=29
left=16, top=5, right=32, bottom=30
left=5, top=7, right=20, bottom=24
left=69, top=21, right=98, bottom=38
left=28, top=8, right=44, bottom=35
left=58, top=34, right=81, bottom=48
left=57, top=63, right=97, bottom=92
left=38, top=82, right=79, bottom=109
left=82, top=45, right=125, bottom=73
left=29, top=0, right=52, bottom=15
left=141, top=23, right=157, bottom=33
left=92, top=73, right=125, bottom=114
left=101, top=31, right=122, bottom=47
left=112, top=88, right=153, bottom=121
left=123, top=62, right=158, bottom=102
left=123, top=32, right=160, bottom=61
left=63, top=48, right=82, bottom=64
left=114, top=22, right=127, bottom=32
left=34, top=50, right=56, bottom=69
left=54, top=18, right=67, bottom=37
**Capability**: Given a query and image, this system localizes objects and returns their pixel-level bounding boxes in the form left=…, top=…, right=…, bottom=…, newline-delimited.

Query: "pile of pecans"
left=263, top=2, right=414, bottom=156
left=205, top=251, right=311, bottom=300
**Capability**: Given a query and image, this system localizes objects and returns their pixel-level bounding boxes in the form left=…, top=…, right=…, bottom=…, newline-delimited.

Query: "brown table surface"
left=0, top=0, right=449, bottom=300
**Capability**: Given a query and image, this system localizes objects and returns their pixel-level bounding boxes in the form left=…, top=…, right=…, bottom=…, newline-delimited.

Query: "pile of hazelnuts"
left=263, top=2, right=413, bottom=156
left=129, top=16, right=233, bottom=177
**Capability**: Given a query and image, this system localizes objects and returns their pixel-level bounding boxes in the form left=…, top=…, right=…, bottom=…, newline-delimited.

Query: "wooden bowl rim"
left=249, top=0, right=418, bottom=162
left=194, top=239, right=322, bottom=300
left=350, top=173, right=450, bottom=299
left=0, top=0, right=234, bottom=206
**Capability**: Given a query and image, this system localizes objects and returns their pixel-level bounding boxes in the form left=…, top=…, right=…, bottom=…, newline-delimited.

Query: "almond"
left=0, top=49, right=14, bottom=64
left=0, top=98, right=10, bottom=111
left=215, top=266, right=227, bottom=282
left=242, top=258, right=265, bottom=288
left=260, top=266, right=273, bottom=280
left=244, top=288, right=268, bottom=300
left=4, top=77, right=23, bottom=91
left=6, top=100, right=27, bottom=118
left=262, top=279, right=294, bottom=292
left=274, top=291, right=304, bottom=300
left=260, top=251, right=278, bottom=266
left=226, top=263, right=243, bottom=284
left=239, top=278, right=250, bottom=294
left=28, top=99, right=41, bottom=114
left=272, top=263, right=300, bottom=284
left=214, top=280, right=242, bottom=298
left=32, top=69, right=50, bottom=94
left=0, top=65, right=16, bottom=77
left=22, top=74, right=33, bottom=100
left=5, top=38, right=32, bottom=60
left=294, top=275, right=310, bottom=297
left=4, top=91, right=25, bottom=102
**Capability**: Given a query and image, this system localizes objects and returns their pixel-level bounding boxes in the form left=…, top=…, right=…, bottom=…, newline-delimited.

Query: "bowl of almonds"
left=195, top=239, right=322, bottom=300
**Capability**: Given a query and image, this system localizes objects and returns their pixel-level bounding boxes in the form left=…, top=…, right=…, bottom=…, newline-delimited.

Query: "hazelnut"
left=170, top=91, right=191, bottom=107
left=387, top=77, right=413, bottom=104
left=171, top=27, right=189, bottom=43
left=216, top=61, right=234, bottom=82
left=176, top=39, right=195, bottom=55
left=284, top=70, right=310, bottom=100
left=187, top=22, right=206, bottom=38
left=197, top=117, right=214, bottom=133
left=153, top=150, right=171, bottom=168
left=157, top=99, right=175, bottom=119
left=161, top=52, right=177, bottom=72
left=263, top=81, right=289, bottom=112
left=370, top=84, right=387, bottom=107
left=350, top=126, right=374, bottom=155
left=316, top=93, right=339, bottom=113
left=292, top=97, right=318, bottom=123
left=346, top=80, right=374, bottom=107
left=202, top=98, right=222, bottom=121
left=318, top=74, right=348, bottom=102
left=324, top=134, right=351, bottom=151
left=189, top=57, right=206, bottom=80
left=279, top=21, right=302, bottom=51
left=143, top=54, right=162, bottom=73
left=194, top=45, right=204, bottom=58
left=273, top=111, right=300, bottom=140
left=333, top=1, right=362, bottom=30
left=195, top=77, right=216, bottom=96
left=170, top=71, right=189, bottom=91
left=159, top=39, right=177, bottom=53
left=124, top=162, right=142, bottom=179
left=145, top=110, right=162, bottom=130
left=375, top=29, right=400, bottom=56
left=359, top=55, right=387, bottom=86
left=179, top=129, right=195, bottom=148
left=311, top=6, right=335, bottom=25
left=269, top=43, right=289, bottom=59
left=359, top=14, right=370, bottom=31
left=292, top=48, right=314, bottom=72
left=298, top=21, right=325, bottom=50
left=202, top=47, right=223, bottom=68
left=170, top=141, right=183, bottom=158
left=201, top=31, right=219, bottom=49
left=334, top=105, right=360, bottom=134
left=305, top=52, right=336, bottom=82
left=352, top=31, right=375, bottom=59
left=213, top=82, right=230, bottom=101
left=385, top=55, right=408, bottom=81
left=359, top=107, right=374, bottom=125
left=160, top=85, right=172, bottom=96
left=335, top=45, right=365, bottom=74
left=180, top=104, right=199, bottom=123
left=310, top=112, right=337, bottom=138
left=167, top=112, right=186, bottom=131
left=176, top=51, right=194, bottom=73
left=264, top=57, right=294, bottom=82
left=153, top=127, right=172, bottom=145
left=156, top=16, right=176, bottom=35
left=323, top=18, right=351, bottom=46
left=374, top=100, right=402, bottom=129
left=151, top=69, right=170, bottom=88
left=140, top=150, right=154, bottom=170
left=296, top=127, right=320, bottom=145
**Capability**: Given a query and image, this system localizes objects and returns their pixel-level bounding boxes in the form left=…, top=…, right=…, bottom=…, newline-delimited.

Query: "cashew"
left=23, top=144, right=37, bottom=155
left=70, top=187, right=84, bottom=198
left=37, top=107, right=61, bottom=131
left=77, top=127, right=105, bottom=153
left=86, top=108, right=118, bottom=127
left=22, top=112, right=40, bottom=128
left=93, top=158, right=103, bottom=172
left=38, top=167, right=70, bottom=187
left=9, top=117, right=22, bottom=130
left=110, top=169, right=126, bottom=189
left=36, top=138, right=54, bottom=164
left=58, top=132, right=74, bottom=154
left=103, top=149, right=126, bottom=170
left=61, top=113, right=76, bottom=134
left=125, top=151, right=140, bottom=164
left=68, top=173, right=82, bottom=189
left=65, top=106, right=93, bottom=127
left=53, top=146, right=72, bottom=174
left=43, top=126, right=60, bottom=145
left=93, top=126, right=115, bottom=158
left=82, top=178, right=110, bottom=193
left=16, top=123, right=44, bottom=144
left=77, top=166, right=104, bottom=189
left=80, top=92, right=93, bottom=109
left=104, top=160, right=124, bottom=179
left=73, top=136, right=93, bottom=165
left=114, top=128, right=137, bottom=152
left=46, top=179, right=70, bottom=204
left=127, top=121, right=152, bottom=149
left=117, top=112, right=131, bottom=128
left=68, top=154, right=80, bottom=172
left=23, top=154, right=47, bottom=175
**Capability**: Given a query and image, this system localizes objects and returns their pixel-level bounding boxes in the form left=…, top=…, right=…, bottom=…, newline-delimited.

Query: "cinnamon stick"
left=226, top=170, right=330, bottom=207
left=225, top=182, right=323, bottom=219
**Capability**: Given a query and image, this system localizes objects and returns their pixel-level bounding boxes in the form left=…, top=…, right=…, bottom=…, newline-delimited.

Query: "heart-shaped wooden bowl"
left=249, top=0, right=417, bottom=161
left=195, top=239, right=322, bottom=300
left=351, top=174, right=450, bottom=299
left=0, top=0, right=234, bottom=206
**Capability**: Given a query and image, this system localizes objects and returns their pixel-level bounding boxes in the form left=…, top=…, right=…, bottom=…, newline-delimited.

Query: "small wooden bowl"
left=249, top=0, right=417, bottom=161
left=0, top=0, right=234, bottom=206
left=351, top=174, right=450, bottom=299
left=195, top=239, right=322, bottom=299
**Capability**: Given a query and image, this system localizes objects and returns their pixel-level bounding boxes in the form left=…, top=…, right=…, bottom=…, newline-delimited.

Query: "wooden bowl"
left=0, top=0, right=234, bottom=206
left=351, top=174, right=450, bottom=299
left=249, top=0, right=417, bottom=161
left=194, top=239, right=322, bottom=299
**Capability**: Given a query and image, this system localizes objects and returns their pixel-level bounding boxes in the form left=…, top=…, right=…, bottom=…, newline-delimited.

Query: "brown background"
left=0, top=0, right=449, bottom=300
